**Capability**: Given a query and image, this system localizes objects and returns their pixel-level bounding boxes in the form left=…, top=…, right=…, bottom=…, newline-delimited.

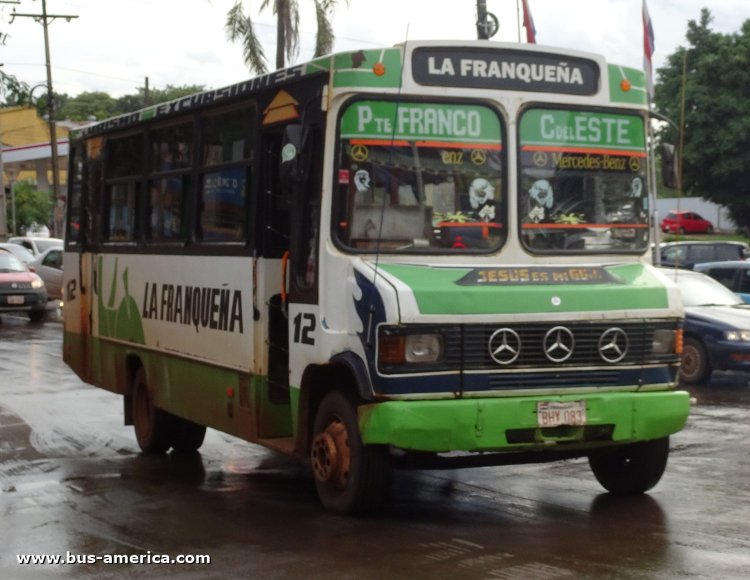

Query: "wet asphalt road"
left=1, top=312, right=749, bottom=579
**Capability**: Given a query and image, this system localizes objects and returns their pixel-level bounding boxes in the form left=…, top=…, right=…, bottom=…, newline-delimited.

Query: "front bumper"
left=359, top=390, right=690, bottom=453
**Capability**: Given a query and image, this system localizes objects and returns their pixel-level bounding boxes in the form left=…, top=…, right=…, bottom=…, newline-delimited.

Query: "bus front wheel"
left=131, top=367, right=173, bottom=454
left=310, top=390, right=392, bottom=515
left=588, top=437, right=670, bottom=495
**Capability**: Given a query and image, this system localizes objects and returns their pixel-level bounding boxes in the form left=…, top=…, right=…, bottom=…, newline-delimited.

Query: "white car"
left=0, top=242, right=36, bottom=266
left=30, top=247, right=64, bottom=301
left=8, top=236, right=63, bottom=257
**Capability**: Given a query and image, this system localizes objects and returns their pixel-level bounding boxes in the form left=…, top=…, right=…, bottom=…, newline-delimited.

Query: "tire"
left=28, top=309, right=45, bottom=322
left=588, top=437, right=670, bottom=495
left=678, top=227, right=686, bottom=235
left=170, top=416, right=207, bottom=453
left=706, top=225, right=714, bottom=234
left=310, top=390, right=392, bottom=515
left=680, top=336, right=711, bottom=385
left=131, top=367, right=173, bottom=453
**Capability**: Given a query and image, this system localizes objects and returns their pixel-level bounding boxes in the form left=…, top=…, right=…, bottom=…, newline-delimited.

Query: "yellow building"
left=0, top=105, right=70, bottom=189
left=0, top=106, right=73, bottom=239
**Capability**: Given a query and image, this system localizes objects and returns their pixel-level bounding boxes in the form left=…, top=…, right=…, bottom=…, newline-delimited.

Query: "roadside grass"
left=659, top=232, right=750, bottom=244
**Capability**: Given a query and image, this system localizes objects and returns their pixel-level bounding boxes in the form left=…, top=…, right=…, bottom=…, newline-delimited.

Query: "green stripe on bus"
left=378, top=263, right=668, bottom=315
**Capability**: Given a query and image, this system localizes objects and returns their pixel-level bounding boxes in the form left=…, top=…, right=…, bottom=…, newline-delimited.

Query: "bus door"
left=261, top=129, right=291, bottom=404
left=257, top=91, right=324, bottom=441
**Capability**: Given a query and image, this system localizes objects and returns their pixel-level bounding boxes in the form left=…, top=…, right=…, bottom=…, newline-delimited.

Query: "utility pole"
left=11, top=0, right=78, bottom=238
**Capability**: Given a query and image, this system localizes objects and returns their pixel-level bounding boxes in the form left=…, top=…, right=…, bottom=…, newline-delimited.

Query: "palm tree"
left=226, top=1, right=345, bottom=75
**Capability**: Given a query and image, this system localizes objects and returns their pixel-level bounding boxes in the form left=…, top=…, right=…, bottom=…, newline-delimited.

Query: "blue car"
left=659, top=267, right=750, bottom=384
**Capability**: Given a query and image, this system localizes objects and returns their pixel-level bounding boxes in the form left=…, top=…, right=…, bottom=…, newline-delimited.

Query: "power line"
left=2, top=61, right=141, bottom=84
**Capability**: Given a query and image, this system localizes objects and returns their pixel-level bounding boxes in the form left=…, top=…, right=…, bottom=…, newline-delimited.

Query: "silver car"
left=30, top=247, right=64, bottom=301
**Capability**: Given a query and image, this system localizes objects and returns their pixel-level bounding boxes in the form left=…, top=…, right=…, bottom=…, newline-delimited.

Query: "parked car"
left=30, top=247, right=63, bottom=301
left=659, top=240, right=749, bottom=270
left=0, top=242, right=36, bottom=266
left=8, top=236, right=63, bottom=257
left=658, top=267, right=750, bottom=384
left=660, top=210, right=714, bottom=234
left=0, top=248, right=48, bottom=322
left=694, top=260, right=750, bottom=303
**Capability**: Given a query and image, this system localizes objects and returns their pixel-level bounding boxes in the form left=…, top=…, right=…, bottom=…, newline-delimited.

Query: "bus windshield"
left=334, top=100, right=505, bottom=253
left=519, top=107, right=649, bottom=253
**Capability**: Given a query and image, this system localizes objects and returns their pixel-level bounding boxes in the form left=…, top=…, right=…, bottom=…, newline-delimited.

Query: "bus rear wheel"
left=132, top=367, right=173, bottom=454
left=170, top=417, right=206, bottom=453
left=588, top=437, right=670, bottom=495
left=311, top=390, right=391, bottom=515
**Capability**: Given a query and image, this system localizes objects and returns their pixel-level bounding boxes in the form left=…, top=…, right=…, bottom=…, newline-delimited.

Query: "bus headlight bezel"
left=378, top=328, right=445, bottom=369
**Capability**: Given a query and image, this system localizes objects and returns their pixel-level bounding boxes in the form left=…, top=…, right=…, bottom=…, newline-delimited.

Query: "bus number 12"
left=293, top=312, right=316, bottom=345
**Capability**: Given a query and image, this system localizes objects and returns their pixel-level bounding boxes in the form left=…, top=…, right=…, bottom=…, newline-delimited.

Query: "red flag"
left=522, top=0, right=536, bottom=44
left=642, top=0, right=655, bottom=98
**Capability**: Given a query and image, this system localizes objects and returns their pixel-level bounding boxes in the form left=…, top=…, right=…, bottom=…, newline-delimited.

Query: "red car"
left=0, top=248, right=48, bottom=322
left=661, top=210, right=714, bottom=234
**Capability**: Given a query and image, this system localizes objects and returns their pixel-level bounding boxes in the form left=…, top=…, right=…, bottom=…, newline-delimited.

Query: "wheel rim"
left=311, top=418, right=350, bottom=490
left=681, top=345, right=699, bottom=379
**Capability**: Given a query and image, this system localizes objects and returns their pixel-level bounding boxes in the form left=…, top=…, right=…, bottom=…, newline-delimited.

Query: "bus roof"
left=71, top=41, right=648, bottom=140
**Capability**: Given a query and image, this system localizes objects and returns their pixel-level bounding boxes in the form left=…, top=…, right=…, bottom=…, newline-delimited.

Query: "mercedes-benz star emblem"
left=488, top=328, right=521, bottom=365
left=598, top=327, right=629, bottom=363
left=543, top=326, right=574, bottom=363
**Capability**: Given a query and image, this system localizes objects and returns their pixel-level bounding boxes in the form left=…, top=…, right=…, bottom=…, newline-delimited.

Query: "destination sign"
left=412, top=47, right=600, bottom=95
left=521, top=109, right=646, bottom=152
left=340, top=100, right=502, bottom=145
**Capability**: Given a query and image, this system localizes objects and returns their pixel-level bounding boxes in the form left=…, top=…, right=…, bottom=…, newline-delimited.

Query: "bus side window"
left=105, top=182, right=138, bottom=242
left=197, top=107, right=254, bottom=243
left=147, top=123, right=193, bottom=243
left=103, top=133, right=142, bottom=243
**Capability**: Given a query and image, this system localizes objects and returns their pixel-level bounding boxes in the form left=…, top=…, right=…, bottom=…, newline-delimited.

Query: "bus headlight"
left=379, top=332, right=444, bottom=366
left=653, top=328, right=681, bottom=354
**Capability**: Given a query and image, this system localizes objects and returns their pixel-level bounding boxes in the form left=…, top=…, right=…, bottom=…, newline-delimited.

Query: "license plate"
left=537, top=401, right=587, bottom=428
left=7, top=295, right=24, bottom=305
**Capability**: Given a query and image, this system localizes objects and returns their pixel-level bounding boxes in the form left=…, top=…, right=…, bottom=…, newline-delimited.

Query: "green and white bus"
left=63, top=40, right=689, bottom=514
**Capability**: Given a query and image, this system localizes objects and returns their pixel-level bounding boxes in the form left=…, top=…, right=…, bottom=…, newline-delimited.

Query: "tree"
left=225, top=0, right=346, bottom=75
left=115, top=84, right=206, bottom=114
left=654, top=9, right=750, bottom=232
left=0, top=70, right=30, bottom=106
left=5, top=180, right=52, bottom=235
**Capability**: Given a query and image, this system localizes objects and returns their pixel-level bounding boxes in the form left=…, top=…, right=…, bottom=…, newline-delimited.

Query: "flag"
left=522, top=0, right=536, bottom=44
left=642, top=0, right=655, bottom=99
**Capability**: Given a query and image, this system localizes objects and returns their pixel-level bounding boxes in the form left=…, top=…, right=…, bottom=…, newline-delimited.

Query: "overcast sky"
left=1, top=0, right=748, bottom=99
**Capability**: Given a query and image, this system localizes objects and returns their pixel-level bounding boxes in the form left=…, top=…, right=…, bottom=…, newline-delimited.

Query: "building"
left=0, top=106, right=74, bottom=240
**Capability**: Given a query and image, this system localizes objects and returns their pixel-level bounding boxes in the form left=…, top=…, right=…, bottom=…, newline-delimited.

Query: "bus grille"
left=460, top=321, right=658, bottom=370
